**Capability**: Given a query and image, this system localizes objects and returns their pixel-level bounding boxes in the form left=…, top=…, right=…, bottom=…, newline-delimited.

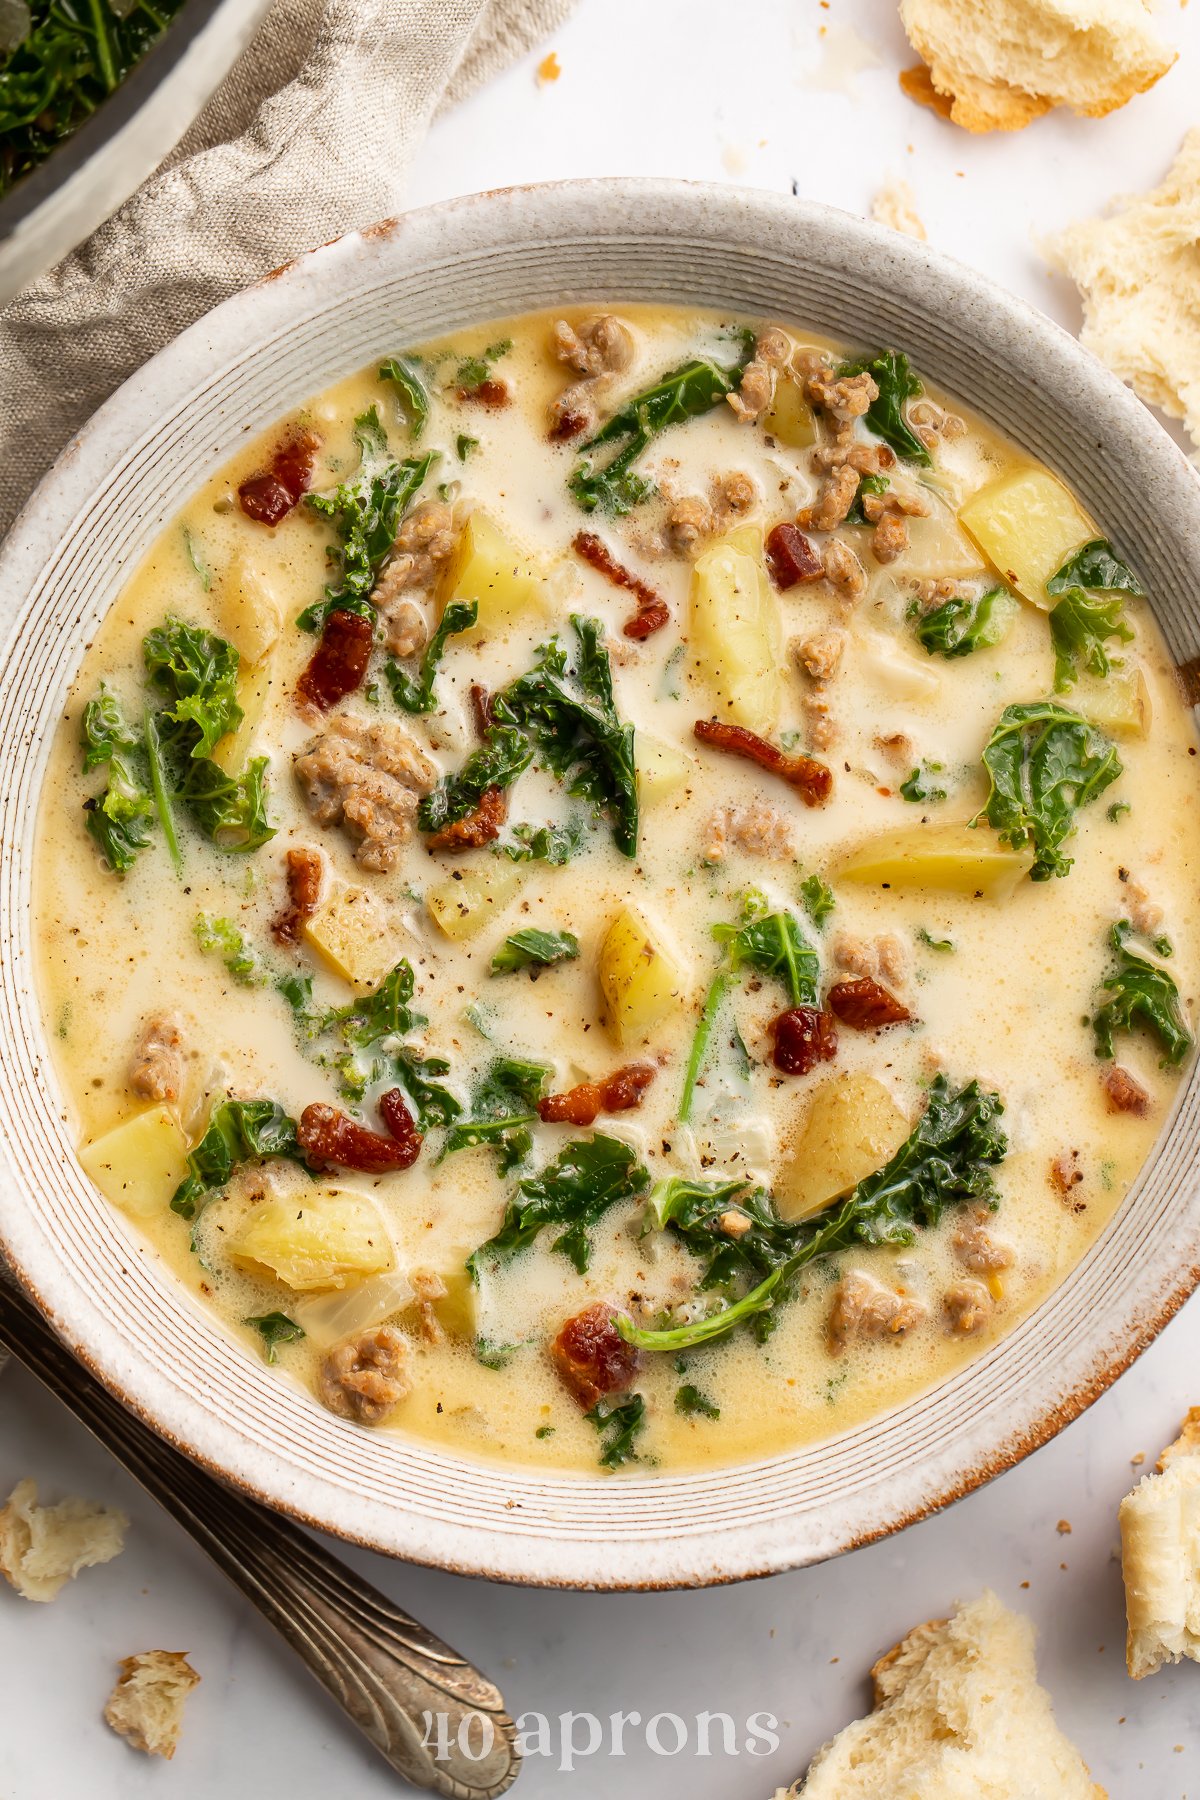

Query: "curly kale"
left=1093, top=921, right=1192, bottom=1068
left=978, top=701, right=1121, bottom=881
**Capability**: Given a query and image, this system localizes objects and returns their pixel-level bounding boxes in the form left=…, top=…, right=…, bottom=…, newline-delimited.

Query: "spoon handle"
left=0, top=1279, right=519, bottom=1799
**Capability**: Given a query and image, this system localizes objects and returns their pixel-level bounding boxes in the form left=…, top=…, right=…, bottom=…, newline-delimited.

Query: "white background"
left=4, top=1, right=1200, bottom=1795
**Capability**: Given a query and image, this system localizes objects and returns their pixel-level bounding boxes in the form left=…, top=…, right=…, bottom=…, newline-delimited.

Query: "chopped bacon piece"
left=469, top=683, right=495, bottom=739
left=238, top=429, right=320, bottom=526
left=298, top=1102, right=421, bottom=1173
left=1101, top=1065, right=1151, bottom=1117
left=549, top=410, right=589, bottom=442
left=827, top=977, right=912, bottom=1030
left=457, top=379, right=509, bottom=408
left=426, top=784, right=507, bottom=852
left=297, top=609, right=373, bottom=712
left=765, top=523, right=823, bottom=590
left=572, top=531, right=670, bottom=640
left=538, top=1062, right=656, bottom=1128
left=771, top=1005, right=838, bottom=1075
left=693, top=718, right=832, bottom=807
left=272, top=846, right=324, bottom=945
left=378, top=1089, right=424, bottom=1166
left=551, top=1303, right=640, bottom=1411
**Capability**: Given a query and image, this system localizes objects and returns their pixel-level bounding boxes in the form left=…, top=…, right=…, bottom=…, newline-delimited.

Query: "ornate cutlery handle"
left=0, top=1279, right=519, bottom=1799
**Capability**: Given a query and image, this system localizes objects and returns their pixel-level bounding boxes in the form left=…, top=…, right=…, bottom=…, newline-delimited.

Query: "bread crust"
left=1120, top=1409, right=1200, bottom=1678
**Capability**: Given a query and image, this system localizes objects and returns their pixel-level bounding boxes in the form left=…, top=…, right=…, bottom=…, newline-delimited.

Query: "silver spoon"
left=0, top=1277, right=520, bottom=1799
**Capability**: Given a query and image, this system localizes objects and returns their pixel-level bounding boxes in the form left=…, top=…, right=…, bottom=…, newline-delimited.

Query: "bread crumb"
left=536, top=51, right=561, bottom=84
left=1057, top=1519, right=1073, bottom=1535
left=1045, top=131, right=1200, bottom=450
left=872, top=177, right=927, bottom=241
left=1121, top=1406, right=1200, bottom=1677
left=0, top=1478, right=127, bottom=1603
left=1131, top=1450, right=1146, bottom=1466
left=899, top=0, right=1174, bottom=133
left=104, top=1651, right=200, bottom=1759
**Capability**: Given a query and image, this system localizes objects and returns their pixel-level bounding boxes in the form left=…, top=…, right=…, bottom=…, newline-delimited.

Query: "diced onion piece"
left=857, top=632, right=941, bottom=703
left=958, top=467, right=1095, bottom=608
left=295, top=1269, right=415, bottom=1346
left=79, top=1107, right=190, bottom=1219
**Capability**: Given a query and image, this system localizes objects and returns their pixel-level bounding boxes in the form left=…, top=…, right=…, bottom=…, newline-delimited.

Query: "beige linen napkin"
left=0, top=0, right=574, bottom=537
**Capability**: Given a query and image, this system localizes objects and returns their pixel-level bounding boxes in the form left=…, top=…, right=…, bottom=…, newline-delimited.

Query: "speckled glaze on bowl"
left=1, top=180, right=1198, bottom=1590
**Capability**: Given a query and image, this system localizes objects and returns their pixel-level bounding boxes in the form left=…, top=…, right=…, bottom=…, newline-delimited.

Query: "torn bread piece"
left=781, top=1591, right=1105, bottom=1798
left=899, top=0, right=1175, bottom=134
left=1120, top=1406, right=1200, bottom=1678
left=104, top=1651, right=201, bottom=1759
left=1045, top=130, right=1200, bottom=452
left=872, top=177, right=927, bottom=241
left=0, top=1478, right=127, bottom=1602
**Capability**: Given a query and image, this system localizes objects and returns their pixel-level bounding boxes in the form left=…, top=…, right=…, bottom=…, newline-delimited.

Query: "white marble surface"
left=4, top=1, right=1200, bottom=1794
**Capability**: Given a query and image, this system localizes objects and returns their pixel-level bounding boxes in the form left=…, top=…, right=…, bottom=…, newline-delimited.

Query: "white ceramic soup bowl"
left=1, top=180, right=1199, bottom=1590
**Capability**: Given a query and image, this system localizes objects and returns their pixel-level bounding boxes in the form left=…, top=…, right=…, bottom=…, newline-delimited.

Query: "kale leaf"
left=569, top=340, right=753, bottom=515
left=495, top=616, right=638, bottom=856
left=978, top=701, right=1121, bottom=881
left=498, top=817, right=589, bottom=864
left=1046, top=539, right=1144, bottom=599
left=800, top=873, right=836, bottom=928
left=284, top=959, right=460, bottom=1126
left=455, top=338, right=513, bottom=390
left=912, top=586, right=1017, bottom=659
left=1048, top=591, right=1135, bottom=691
left=194, top=915, right=267, bottom=987
left=900, top=762, right=948, bottom=803
left=300, top=408, right=437, bottom=632
left=80, top=686, right=155, bottom=875
left=245, top=1312, right=305, bottom=1364
left=378, top=355, right=429, bottom=437
left=836, top=349, right=931, bottom=465
left=171, top=1099, right=304, bottom=1222
left=443, top=1057, right=551, bottom=1173
left=467, top=1134, right=650, bottom=1278
left=587, top=1393, right=646, bottom=1469
left=418, top=723, right=534, bottom=835
left=845, top=471, right=890, bottom=525
left=491, top=929, right=580, bottom=975
left=675, top=1384, right=720, bottom=1420
left=385, top=599, right=477, bottom=713
left=1093, top=921, right=1192, bottom=1068
left=649, top=1176, right=798, bottom=1295
left=712, top=890, right=819, bottom=1006
left=623, top=1076, right=1007, bottom=1353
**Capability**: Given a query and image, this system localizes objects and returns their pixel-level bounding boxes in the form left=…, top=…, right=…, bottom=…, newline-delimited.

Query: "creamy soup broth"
left=35, top=306, right=1200, bottom=1475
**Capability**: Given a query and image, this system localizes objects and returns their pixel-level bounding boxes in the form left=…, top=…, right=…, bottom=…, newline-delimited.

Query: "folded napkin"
left=0, top=0, right=574, bottom=538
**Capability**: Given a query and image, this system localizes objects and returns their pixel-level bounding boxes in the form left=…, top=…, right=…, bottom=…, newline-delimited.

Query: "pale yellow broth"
left=34, top=306, right=1200, bottom=1476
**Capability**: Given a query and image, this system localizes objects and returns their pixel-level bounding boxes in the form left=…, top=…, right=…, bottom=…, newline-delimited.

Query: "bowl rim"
left=2, top=175, right=1199, bottom=1591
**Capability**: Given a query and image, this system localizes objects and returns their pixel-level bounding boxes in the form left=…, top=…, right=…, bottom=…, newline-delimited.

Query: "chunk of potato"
left=1072, top=663, right=1151, bottom=740
left=857, top=632, right=941, bottom=704
left=599, top=902, right=691, bottom=1045
left=303, top=882, right=407, bottom=990
left=637, top=733, right=695, bottom=804
left=891, top=495, right=989, bottom=583
left=443, top=511, right=548, bottom=636
left=775, top=1075, right=911, bottom=1221
left=427, top=864, right=521, bottom=942
left=218, top=553, right=282, bottom=665
left=690, top=525, right=783, bottom=734
left=79, top=1107, right=190, bottom=1219
left=228, top=1188, right=393, bottom=1291
left=958, top=467, right=1095, bottom=608
left=836, top=821, right=1034, bottom=898
left=762, top=374, right=816, bottom=450
left=210, top=663, right=272, bottom=775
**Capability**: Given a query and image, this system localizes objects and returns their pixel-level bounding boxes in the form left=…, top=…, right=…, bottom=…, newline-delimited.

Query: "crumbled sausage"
left=771, top=1005, right=838, bottom=1075
left=910, top=576, right=969, bottom=609
left=551, top=1303, right=639, bottom=1411
left=812, top=438, right=894, bottom=476
left=318, top=1326, right=411, bottom=1425
left=129, top=1013, right=186, bottom=1103
left=821, top=536, right=867, bottom=601
left=798, top=462, right=860, bottom=533
left=294, top=712, right=437, bottom=872
left=664, top=472, right=758, bottom=556
left=298, top=1101, right=423, bottom=1173
left=409, top=1268, right=448, bottom=1345
left=943, top=1280, right=993, bottom=1335
left=727, top=328, right=791, bottom=424
left=549, top=314, right=635, bottom=440
left=1049, top=1150, right=1084, bottom=1197
left=766, top=523, right=823, bottom=589
left=425, top=784, right=507, bottom=852
left=828, top=977, right=912, bottom=1029
left=297, top=608, right=374, bottom=713
left=873, top=731, right=914, bottom=767
left=863, top=485, right=932, bottom=566
left=573, top=531, right=669, bottom=639
left=538, top=1063, right=656, bottom=1127
left=1121, top=873, right=1164, bottom=937
left=237, top=430, right=319, bottom=526
left=664, top=494, right=714, bottom=556
left=802, top=689, right=838, bottom=752
left=372, top=501, right=458, bottom=607
left=910, top=397, right=965, bottom=448
left=833, top=932, right=909, bottom=987
left=379, top=599, right=427, bottom=660
left=803, top=365, right=879, bottom=424
left=952, top=1207, right=1014, bottom=1275
left=793, top=631, right=845, bottom=682
left=693, top=718, right=832, bottom=806
left=1101, top=1064, right=1151, bottom=1116
left=272, top=846, right=324, bottom=945
left=703, top=802, right=794, bottom=863
left=828, top=1270, right=924, bottom=1351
